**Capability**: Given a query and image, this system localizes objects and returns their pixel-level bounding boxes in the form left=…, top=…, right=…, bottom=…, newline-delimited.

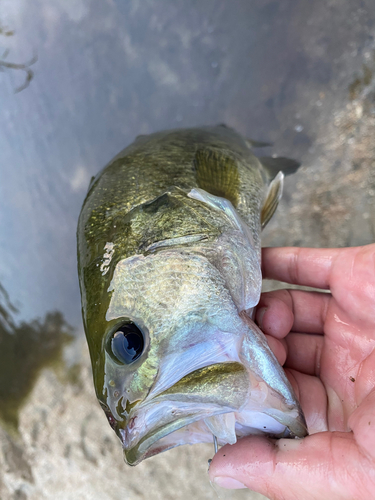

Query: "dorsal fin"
left=246, top=139, right=273, bottom=148
left=194, top=148, right=240, bottom=207
left=259, top=156, right=300, bottom=177
left=261, top=171, right=284, bottom=229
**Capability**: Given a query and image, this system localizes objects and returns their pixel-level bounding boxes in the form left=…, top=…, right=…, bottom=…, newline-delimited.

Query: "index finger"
left=261, top=247, right=341, bottom=289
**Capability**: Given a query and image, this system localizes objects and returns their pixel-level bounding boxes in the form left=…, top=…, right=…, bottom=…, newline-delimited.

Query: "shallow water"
left=0, top=1, right=374, bottom=499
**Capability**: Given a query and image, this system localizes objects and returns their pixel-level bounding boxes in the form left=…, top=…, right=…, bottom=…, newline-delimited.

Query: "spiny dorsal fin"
left=194, top=148, right=240, bottom=207
left=218, top=125, right=272, bottom=147
left=261, top=171, right=284, bottom=229
left=246, top=139, right=273, bottom=148
left=259, top=156, right=300, bottom=177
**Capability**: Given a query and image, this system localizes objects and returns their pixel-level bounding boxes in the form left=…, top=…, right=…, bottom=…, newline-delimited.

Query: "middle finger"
left=256, top=289, right=331, bottom=338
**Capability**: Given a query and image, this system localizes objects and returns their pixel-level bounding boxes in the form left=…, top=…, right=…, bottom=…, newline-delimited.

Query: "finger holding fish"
left=208, top=431, right=372, bottom=499
left=254, top=288, right=329, bottom=377
left=284, top=333, right=324, bottom=376
left=256, top=288, right=330, bottom=337
left=263, top=333, right=287, bottom=366
left=261, top=246, right=341, bottom=289
left=255, top=290, right=295, bottom=338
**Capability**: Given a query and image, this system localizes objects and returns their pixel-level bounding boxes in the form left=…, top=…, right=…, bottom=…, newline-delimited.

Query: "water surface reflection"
left=0, top=282, right=74, bottom=430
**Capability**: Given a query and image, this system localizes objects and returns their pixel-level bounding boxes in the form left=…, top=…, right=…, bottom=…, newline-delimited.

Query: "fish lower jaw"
left=120, top=404, right=296, bottom=466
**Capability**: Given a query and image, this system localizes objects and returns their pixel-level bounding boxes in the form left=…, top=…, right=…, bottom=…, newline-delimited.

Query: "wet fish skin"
left=77, top=125, right=307, bottom=465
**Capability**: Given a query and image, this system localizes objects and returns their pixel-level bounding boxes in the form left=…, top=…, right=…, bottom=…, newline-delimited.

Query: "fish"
left=77, top=125, right=307, bottom=466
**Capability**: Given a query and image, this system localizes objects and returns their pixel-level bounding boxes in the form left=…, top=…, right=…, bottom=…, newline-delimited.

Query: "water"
left=0, top=284, right=74, bottom=430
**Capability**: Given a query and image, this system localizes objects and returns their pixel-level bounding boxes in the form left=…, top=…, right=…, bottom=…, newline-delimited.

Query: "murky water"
left=0, top=283, right=75, bottom=430
left=0, top=1, right=374, bottom=499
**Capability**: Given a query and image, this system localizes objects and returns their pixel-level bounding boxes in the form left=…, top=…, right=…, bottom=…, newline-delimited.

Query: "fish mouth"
left=121, top=362, right=249, bottom=465
left=120, top=360, right=307, bottom=466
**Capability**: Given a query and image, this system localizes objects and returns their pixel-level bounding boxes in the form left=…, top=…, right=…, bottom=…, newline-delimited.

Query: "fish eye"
left=110, top=322, right=144, bottom=364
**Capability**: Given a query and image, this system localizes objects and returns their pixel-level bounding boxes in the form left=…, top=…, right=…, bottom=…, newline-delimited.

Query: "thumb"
left=208, top=433, right=370, bottom=500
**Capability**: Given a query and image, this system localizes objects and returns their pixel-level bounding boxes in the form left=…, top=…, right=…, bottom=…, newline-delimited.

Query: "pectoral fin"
left=194, top=148, right=240, bottom=207
left=261, top=171, right=284, bottom=229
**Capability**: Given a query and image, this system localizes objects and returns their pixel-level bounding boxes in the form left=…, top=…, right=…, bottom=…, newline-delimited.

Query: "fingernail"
left=256, top=307, right=267, bottom=329
left=213, top=477, right=246, bottom=489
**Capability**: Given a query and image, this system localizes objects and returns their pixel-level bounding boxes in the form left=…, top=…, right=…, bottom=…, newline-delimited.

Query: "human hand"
left=209, top=245, right=375, bottom=500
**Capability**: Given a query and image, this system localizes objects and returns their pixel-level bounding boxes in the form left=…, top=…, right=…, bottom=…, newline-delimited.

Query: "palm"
left=209, top=245, right=375, bottom=500
left=319, top=248, right=375, bottom=435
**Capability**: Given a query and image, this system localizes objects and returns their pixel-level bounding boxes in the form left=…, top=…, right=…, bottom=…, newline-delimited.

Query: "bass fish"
left=77, top=125, right=307, bottom=466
